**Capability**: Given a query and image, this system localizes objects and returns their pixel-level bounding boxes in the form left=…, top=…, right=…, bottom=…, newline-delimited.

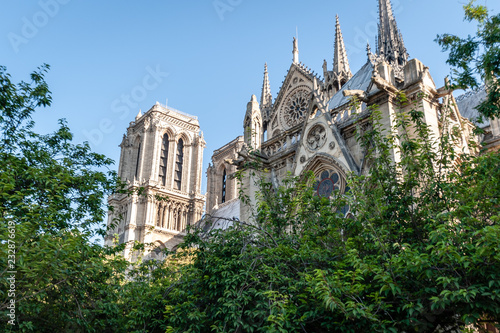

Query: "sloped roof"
left=202, top=199, right=240, bottom=232
left=455, top=86, right=489, bottom=127
left=328, top=61, right=375, bottom=111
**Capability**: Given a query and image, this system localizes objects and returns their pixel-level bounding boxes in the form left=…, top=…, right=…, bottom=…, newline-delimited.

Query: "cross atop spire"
left=333, top=15, right=352, bottom=80
left=376, top=0, right=408, bottom=66
left=260, top=63, right=272, bottom=110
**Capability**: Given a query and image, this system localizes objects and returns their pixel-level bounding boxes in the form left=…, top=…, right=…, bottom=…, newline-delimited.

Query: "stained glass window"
left=313, top=169, right=340, bottom=198
left=312, top=169, right=350, bottom=215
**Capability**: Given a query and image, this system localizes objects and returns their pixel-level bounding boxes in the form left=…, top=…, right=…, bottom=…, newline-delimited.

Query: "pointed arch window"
left=221, top=169, right=227, bottom=203
left=135, top=143, right=141, bottom=178
left=159, top=134, right=169, bottom=186
left=312, top=168, right=350, bottom=216
left=174, top=139, right=184, bottom=190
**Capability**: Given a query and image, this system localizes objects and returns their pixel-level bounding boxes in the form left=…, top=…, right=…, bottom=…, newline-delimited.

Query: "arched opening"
left=221, top=169, right=227, bottom=204
left=159, top=133, right=169, bottom=186
left=151, top=241, right=166, bottom=259
left=134, top=142, right=141, bottom=179
left=174, top=139, right=184, bottom=190
left=304, top=156, right=351, bottom=216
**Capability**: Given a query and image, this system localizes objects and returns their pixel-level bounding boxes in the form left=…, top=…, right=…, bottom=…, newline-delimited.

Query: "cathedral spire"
left=260, top=63, right=272, bottom=110
left=377, top=0, right=408, bottom=66
left=333, top=15, right=352, bottom=81
left=292, top=37, right=299, bottom=64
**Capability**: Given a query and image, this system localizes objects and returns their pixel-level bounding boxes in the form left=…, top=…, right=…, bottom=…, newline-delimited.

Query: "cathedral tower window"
left=174, top=139, right=184, bottom=190
left=135, top=143, right=141, bottom=179
left=221, top=169, right=227, bottom=203
left=159, top=134, right=169, bottom=186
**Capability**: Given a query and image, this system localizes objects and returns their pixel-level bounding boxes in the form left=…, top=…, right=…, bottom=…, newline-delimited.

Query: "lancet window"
left=134, top=143, right=141, bottom=178
left=221, top=169, right=227, bottom=203
left=174, top=139, right=184, bottom=190
left=159, top=134, right=169, bottom=186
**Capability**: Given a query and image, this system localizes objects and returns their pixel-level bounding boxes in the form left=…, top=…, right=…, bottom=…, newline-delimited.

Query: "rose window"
left=313, top=169, right=350, bottom=215
left=283, top=90, right=309, bottom=127
left=313, top=169, right=340, bottom=198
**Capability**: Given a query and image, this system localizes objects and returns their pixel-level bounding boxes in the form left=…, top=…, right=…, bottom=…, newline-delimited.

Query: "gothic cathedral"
left=106, top=0, right=500, bottom=258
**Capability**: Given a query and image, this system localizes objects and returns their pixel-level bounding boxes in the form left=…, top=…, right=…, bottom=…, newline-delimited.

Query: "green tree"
left=437, top=0, right=500, bottom=120
left=306, top=95, right=500, bottom=332
left=0, top=64, right=123, bottom=331
left=0, top=64, right=193, bottom=333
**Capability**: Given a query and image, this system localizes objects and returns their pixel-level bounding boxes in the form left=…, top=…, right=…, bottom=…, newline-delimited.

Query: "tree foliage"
left=160, top=92, right=500, bottom=332
left=437, top=0, right=500, bottom=120
left=0, top=65, right=175, bottom=332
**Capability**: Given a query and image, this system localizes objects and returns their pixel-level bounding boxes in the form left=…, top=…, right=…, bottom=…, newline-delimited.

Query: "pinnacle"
left=135, top=109, right=143, bottom=121
left=292, top=37, right=299, bottom=64
left=333, top=15, right=352, bottom=79
left=260, top=63, right=272, bottom=110
left=377, top=0, right=408, bottom=66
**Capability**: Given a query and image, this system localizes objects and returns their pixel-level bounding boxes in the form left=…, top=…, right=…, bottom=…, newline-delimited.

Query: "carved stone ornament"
left=306, top=124, right=327, bottom=151
left=329, top=141, right=336, bottom=150
left=300, top=155, right=306, bottom=164
left=283, top=88, right=310, bottom=128
left=143, top=117, right=151, bottom=131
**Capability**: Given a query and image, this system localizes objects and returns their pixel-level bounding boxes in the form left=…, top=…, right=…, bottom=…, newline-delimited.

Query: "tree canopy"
left=0, top=65, right=172, bottom=332
left=437, top=0, right=500, bottom=120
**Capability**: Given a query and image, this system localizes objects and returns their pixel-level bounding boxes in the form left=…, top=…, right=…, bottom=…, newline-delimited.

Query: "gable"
left=268, top=63, right=316, bottom=138
left=293, top=109, right=360, bottom=178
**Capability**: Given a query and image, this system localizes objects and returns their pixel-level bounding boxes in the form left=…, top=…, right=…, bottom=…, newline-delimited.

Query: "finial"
left=292, top=36, right=299, bottom=64
left=135, top=109, right=142, bottom=121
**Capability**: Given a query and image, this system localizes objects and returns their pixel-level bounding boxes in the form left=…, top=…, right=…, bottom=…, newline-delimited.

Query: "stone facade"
left=206, top=0, right=495, bottom=224
left=205, top=136, right=244, bottom=215
left=105, top=102, right=205, bottom=259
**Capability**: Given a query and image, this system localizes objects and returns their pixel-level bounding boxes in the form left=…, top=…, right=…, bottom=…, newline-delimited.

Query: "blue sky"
left=2, top=0, right=499, bottom=194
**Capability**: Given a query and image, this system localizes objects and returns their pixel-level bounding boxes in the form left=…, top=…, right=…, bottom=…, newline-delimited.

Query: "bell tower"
left=105, top=102, right=205, bottom=259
